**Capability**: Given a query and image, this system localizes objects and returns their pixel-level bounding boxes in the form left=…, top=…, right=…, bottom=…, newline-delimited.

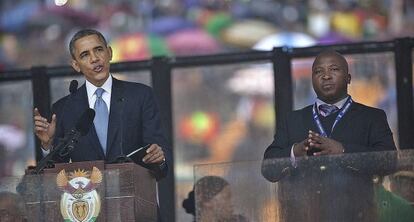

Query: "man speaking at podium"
left=262, top=50, right=397, bottom=221
left=33, top=29, right=170, bottom=180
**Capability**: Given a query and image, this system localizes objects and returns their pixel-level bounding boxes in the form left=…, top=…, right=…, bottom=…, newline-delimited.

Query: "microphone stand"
left=109, top=97, right=132, bottom=164
left=33, top=130, right=81, bottom=174
left=33, top=140, right=68, bottom=174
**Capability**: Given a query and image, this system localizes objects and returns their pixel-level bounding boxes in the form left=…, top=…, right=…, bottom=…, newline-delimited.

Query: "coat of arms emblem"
left=56, top=167, right=102, bottom=222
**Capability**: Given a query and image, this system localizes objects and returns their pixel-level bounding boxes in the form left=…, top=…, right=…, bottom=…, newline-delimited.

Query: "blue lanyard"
left=312, top=97, right=353, bottom=137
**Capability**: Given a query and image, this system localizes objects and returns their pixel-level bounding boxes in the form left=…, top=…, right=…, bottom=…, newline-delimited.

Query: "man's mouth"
left=93, top=65, right=103, bottom=72
left=321, top=84, right=334, bottom=90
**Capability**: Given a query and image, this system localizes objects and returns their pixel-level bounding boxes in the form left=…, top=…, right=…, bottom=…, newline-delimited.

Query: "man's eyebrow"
left=78, top=46, right=103, bottom=56
left=79, top=50, right=88, bottom=56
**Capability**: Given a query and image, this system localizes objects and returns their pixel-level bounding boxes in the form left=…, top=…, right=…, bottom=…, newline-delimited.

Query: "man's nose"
left=90, top=52, right=99, bottom=62
left=322, top=72, right=332, bottom=79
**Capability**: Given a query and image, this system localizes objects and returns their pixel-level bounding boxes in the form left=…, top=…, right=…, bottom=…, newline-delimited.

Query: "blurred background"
left=1, top=0, right=413, bottom=69
left=0, top=0, right=413, bottom=221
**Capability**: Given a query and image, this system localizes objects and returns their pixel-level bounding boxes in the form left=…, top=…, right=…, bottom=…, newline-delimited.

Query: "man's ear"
left=71, top=60, right=81, bottom=73
left=108, top=46, right=113, bottom=61
left=347, top=74, right=351, bottom=84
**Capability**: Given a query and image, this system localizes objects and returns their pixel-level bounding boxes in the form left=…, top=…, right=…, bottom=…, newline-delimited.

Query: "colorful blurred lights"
left=54, top=0, right=68, bottom=6
left=179, top=111, right=219, bottom=144
left=192, top=112, right=212, bottom=131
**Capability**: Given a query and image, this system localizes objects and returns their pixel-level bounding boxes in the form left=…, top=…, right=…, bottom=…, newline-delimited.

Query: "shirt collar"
left=85, top=74, right=113, bottom=100
left=316, top=95, right=349, bottom=110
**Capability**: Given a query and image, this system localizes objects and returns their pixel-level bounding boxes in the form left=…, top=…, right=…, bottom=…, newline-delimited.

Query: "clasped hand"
left=293, top=130, right=344, bottom=156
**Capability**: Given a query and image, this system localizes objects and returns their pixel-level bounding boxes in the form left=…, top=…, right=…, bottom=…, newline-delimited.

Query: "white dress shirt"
left=85, top=75, right=112, bottom=112
left=315, top=96, right=349, bottom=115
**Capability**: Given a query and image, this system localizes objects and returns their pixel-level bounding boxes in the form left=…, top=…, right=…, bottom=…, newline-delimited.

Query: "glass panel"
left=195, top=150, right=414, bottom=222
left=0, top=81, right=35, bottom=176
left=172, top=62, right=275, bottom=221
left=292, top=53, right=399, bottom=147
left=50, top=71, right=151, bottom=104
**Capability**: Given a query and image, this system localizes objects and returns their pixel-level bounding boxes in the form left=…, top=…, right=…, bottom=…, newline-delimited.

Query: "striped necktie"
left=318, top=104, right=339, bottom=117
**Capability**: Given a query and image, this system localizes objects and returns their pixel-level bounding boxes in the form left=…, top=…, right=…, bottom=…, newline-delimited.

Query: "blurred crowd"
left=0, top=0, right=413, bottom=70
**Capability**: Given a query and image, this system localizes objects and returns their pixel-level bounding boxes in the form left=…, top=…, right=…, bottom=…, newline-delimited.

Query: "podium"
left=18, top=161, right=157, bottom=222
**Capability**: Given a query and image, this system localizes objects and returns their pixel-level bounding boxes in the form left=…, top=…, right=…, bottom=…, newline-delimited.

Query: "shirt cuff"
left=42, top=147, right=50, bottom=156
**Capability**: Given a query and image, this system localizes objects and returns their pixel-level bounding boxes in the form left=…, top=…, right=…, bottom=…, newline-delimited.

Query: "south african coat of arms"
left=56, top=167, right=103, bottom=222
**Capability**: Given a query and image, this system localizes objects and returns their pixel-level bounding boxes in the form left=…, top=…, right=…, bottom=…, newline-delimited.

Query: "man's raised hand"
left=33, top=108, right=56, bottom=150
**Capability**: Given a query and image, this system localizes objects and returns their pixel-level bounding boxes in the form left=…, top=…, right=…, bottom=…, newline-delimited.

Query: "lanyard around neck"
left=312, top=97, right=353, bottom=137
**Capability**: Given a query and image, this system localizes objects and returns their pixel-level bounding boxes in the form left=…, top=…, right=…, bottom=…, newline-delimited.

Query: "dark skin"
left=294, top=51, right=350, bottom=156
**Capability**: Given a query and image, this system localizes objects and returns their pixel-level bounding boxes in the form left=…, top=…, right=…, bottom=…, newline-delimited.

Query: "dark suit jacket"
left=261, top=102, right=396, bottom=222
left=264, top=102, right=395, bottom=160
left=51, top=78, right=170, bottom=180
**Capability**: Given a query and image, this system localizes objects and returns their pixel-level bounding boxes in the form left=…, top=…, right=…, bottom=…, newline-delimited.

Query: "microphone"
left=69, top=80, right=78, bottom=95
left=58, top=80, right=79, bottom=122
left=75, top=108, right=95, bottom=135
left=110, top=97, right=131, bottom=163
left=35, top=108, right=95, bottom=174
left=59, top=108, right=95, bottom=156
left=119, top=98, right=125, bottom=156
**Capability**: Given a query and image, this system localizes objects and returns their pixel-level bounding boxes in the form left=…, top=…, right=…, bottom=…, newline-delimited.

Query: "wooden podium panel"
left=21, top=161, right=157, bottom=222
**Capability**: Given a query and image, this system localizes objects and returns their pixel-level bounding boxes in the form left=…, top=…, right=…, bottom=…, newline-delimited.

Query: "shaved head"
left=311, top=50, right=351, bottom=104
left=313, top=50, right=349, bottom=74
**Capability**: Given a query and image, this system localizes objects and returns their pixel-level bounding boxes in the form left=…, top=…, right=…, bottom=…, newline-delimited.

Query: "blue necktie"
left=318, top=104, right=339, bottom=117
left=94, top=88, right=109, bottom=154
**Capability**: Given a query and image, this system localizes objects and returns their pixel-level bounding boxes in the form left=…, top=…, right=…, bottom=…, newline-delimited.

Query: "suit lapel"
left=73, top=84, right=105, bottom=158
left=303, top=105, right=319, bottom=133
left=106, top=78, right=126, bottom=156
left=330, top=102, right=359, bottom=138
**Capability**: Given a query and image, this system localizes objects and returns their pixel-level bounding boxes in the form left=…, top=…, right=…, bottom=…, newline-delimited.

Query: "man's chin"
left=318, top=94, right=337, bottom=103
left=95, top=71, right=109, bottom=78
left=86, top=74, right=109, bottom=86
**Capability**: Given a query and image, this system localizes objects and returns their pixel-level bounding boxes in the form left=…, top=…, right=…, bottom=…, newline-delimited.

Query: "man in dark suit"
left=262, top=50, right=396, bottom=221
left=33, top=29, right=169, bottom=180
